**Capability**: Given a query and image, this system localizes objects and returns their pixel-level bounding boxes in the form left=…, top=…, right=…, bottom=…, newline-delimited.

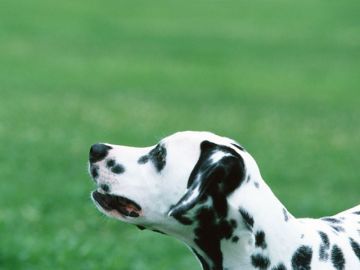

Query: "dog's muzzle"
left=92, top=191, right=142, bottom=218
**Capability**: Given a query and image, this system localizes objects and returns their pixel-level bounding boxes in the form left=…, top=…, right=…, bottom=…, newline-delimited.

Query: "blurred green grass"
left=0, top=0, right=360, bottom=269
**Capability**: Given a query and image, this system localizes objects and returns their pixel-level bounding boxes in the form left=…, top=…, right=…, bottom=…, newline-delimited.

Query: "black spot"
left=100, top=183, right=110, bottom=193
left=193, top=207, right=223, bottom=269
left=331, top=225, right=345, bottom=233
left=331, top=245, right=345, bottom=270
left=349, top=238, right=360, bottom=261
left=111, top=164, right=125, bottom=174
left=322, top=217, right=342, bottom=223
left=246, top=175, right=251, bottom=183
left=90, top=166, right=99, bottom=178
left=300, top=234, right=305, bottom=239
left=149, top=144, right=167, bottom=172
left=218, top=219, right=235, bottom=239
left=353, top=211, right=360, bottom=215
left=271, top=263, right=287, bottom=270
left=192, top=207, right=244, bottom=269
left=138, top=155, right=149, bottom=164
left=106, top=159, right=115, bottom=168
left=231, top=143, right=244, bottom=151
left=254, top=181, right=260, bottom=188
left=229, top=219, right=237, bottom=228
left=255, top=231, right=267, bottom=249
left=319, top=231, right=330, bottom=247
left=291, top=245, right=312, bottom=270
left=318, top=231, right=330, bottom=261
left=239, top=208, right=254, bottom=231
left=251, top=254, right=270, bottom=269
left=283, top=208, right=289, bottom=222
left=232, top=236, right=239, bottom=243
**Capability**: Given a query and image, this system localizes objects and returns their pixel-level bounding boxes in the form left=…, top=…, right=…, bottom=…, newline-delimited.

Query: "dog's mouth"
left=92, top=191, right=142, bottom=218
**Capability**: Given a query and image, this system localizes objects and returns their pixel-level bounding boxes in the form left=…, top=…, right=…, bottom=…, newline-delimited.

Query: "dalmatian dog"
left=88, top=131, right=360, bottom=270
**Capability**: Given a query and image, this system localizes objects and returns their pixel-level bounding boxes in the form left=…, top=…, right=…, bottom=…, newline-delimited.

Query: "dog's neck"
left=228, top=178, right=305, bottom=269
left=189, top=177, right=304, bottom=270
left=165, top=161, right=305, bottom=270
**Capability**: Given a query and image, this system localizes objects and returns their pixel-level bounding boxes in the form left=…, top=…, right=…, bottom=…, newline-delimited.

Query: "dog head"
left=89, top=131, right=250, bottom=232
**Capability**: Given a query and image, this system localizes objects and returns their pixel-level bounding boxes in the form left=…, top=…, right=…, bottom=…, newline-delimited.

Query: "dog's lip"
left=92, top=191, right=142, bottom=218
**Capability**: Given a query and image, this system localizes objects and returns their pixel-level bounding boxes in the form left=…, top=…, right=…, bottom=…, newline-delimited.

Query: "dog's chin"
left=91, top=191, right=143, bottom=221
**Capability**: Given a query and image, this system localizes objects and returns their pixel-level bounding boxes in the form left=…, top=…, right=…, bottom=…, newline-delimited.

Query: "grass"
left=0, top=0, right=359, bottom=269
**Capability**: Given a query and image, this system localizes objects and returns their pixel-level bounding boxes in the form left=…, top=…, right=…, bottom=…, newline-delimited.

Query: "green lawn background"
left=0, top=1, right=359, bottom=269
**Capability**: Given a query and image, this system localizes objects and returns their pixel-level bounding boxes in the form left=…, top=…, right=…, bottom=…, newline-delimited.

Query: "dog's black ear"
left=168, top=141, right=245, bottom=218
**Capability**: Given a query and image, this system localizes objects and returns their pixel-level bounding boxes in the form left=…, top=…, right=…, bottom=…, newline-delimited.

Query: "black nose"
left=89, top=143, right=112, bottom=163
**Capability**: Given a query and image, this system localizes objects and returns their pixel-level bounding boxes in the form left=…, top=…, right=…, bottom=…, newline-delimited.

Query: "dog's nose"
left=89, top=143, right=112, bottom=163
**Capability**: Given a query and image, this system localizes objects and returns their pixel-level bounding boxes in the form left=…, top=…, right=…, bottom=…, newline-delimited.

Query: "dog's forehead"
left=162, top=131, right=232, bottom=146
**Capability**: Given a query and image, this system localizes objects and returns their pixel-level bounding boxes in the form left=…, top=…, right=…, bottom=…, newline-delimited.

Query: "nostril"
left=100, top=183, right=110, bottom=193
left=89, top=143, right=112, bottom=163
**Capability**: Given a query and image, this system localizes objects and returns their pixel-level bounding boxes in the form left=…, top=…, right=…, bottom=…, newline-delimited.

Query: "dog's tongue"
left=124, top=205, right=141, bottom=217
left=113, top=195, right=142, bottom=217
